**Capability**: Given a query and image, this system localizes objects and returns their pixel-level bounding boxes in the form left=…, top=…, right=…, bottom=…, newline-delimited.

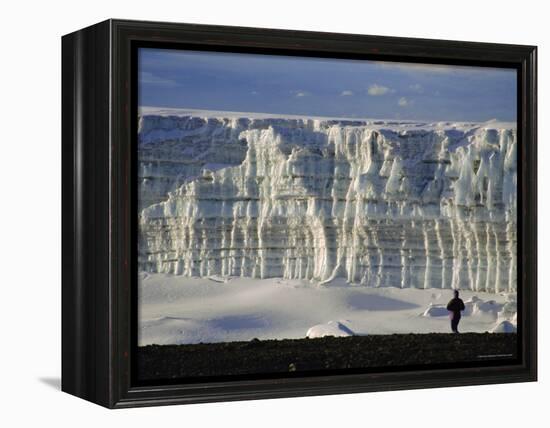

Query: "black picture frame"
left=61, top=19, right=537, bottom=408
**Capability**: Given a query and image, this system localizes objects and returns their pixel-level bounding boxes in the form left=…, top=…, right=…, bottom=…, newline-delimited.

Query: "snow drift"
left=306, top=321, right=356, bottom=338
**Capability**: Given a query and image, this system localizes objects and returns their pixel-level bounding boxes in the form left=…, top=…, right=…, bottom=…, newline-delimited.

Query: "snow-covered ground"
left=138, top=273, right=517, bottom=345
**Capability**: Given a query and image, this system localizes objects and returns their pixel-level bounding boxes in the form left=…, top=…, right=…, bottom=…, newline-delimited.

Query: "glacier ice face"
left=138, top=115, right=249, bottom=209
left=138, top=112, right=517, bottom=293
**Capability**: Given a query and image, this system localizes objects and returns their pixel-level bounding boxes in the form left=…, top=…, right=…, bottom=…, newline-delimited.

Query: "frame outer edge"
left=527, top=46, right=537, bottom=381
left=65, top=19, right=538, bottom=408
left=61, top=20, right=113, bottom=408
left=61, top=30, right=79, bottom=398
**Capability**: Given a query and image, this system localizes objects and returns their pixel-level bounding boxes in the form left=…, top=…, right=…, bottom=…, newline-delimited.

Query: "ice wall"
left=137, top=115, right=249, bottom=209
left=138, top=113, right=517, bottom=292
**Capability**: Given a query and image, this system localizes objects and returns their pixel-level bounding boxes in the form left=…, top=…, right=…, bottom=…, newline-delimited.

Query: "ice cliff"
left=138, top=110, right=517, bottom=292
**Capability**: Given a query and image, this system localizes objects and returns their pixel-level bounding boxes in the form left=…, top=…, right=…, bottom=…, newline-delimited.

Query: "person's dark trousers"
left=451, top=315, right=461, bottom=333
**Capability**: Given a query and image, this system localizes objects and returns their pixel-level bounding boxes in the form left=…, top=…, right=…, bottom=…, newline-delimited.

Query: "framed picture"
left=62, top=19, right=537, bottom=408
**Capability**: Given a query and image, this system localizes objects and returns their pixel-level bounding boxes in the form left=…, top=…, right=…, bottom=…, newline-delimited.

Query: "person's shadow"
left=38, top=377, right=60, bottom=390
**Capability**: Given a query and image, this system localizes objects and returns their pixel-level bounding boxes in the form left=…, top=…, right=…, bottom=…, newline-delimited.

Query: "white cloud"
left=139, top=71, right=178, bottom=87
left=368, top=84, right=392, bottom=96
left=340, top=90, right=354, bottom=96
left=409, top=83, right=423, bottom=93
left=292, top=90, right=310, bottom=97
left=398, top=97, right=410, bottom=107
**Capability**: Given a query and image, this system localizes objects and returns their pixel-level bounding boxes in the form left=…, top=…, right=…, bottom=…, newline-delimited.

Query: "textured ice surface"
left=138, top=109, right=517, bottom=293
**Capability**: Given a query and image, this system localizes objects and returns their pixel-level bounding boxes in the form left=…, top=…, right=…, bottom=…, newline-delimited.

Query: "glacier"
left=138, top=109, right=517, bottom=293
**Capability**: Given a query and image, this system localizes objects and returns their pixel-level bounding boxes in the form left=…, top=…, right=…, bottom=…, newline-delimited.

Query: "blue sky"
left=138, top=48, right=517, bottom=122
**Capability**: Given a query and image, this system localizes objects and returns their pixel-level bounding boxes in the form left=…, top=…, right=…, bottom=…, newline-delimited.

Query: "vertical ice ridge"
left=138, top=116, right=517, bottom=292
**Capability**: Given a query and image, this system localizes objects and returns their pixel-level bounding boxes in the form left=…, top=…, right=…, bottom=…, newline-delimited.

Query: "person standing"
left=446, top=289, right=465, bottom=333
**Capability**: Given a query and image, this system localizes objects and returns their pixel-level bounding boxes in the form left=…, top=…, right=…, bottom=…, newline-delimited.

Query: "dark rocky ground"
left=137, top=333, right=517, bottom=381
